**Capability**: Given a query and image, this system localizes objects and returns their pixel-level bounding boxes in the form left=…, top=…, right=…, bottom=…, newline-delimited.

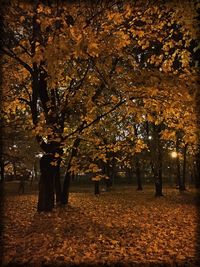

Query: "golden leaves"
left=107, top=13, right=123, bottom=25
left=134, top=139, right=147, bottom=153
left=114, top=31, right=131, bottom=49
left=87, top=42, right=99, bottom=57
left=88, top=163, right=100, bottom=173
left=160, top=129, right=176, bottom=141
left=3, top=188, right=198, bottom=265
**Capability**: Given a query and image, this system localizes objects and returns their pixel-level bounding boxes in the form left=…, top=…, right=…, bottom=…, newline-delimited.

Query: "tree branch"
left=1, top=47, right=33, bottom=74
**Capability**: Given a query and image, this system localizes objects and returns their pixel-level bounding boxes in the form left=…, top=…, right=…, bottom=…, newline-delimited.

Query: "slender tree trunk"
left=176, top=154, right=181, bottom=189
left=102, top=158, right=115, bottom=190
left=195, top=152, right=200, bottom=188
left=135, top=157, right=143, bottom=191
left=13, top=162, right=17, bottom=179
left=61, top=171, right=71, bottom=205
left=126, top=167, right=132, bottom=184
left=61, top=138, right=80, bottom=206
left=105, top=163, right=112, bottom=190
left=154, top=150, right=163, bottom=196
left=157, top=155, right=163, bottom=196
left=111, top=157, right=116, bottom=185
left=133, top=124, right=143, bottom=190
left=150, top=123, right=164, bottom=196
left=34, top=162, right=38, bottom=181
left=180, top=144, right=187, bottom=191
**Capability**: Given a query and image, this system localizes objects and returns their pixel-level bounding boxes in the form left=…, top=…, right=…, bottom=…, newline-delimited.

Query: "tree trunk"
left=126, top=167, right=132, bottom=184
left=18, top=177, right=25, bottom=194
left=55, top=165, right=62, bottom=205
left=13, top=162, right=17, bottom=179
left=195, top=152, right=200, bottom=188
left=133, top=124, right=142, bottom=190
left=135, top=157, right=143, bottom=191
left=0, top=160, right=4, bottom=183
left=61, top=171, right=71, bottom=205
left=94, top=180, right=100, bottom=195
left=34, top=162, right=38, bottom=181
left=155, top=175, right=163, bottom=196
left=150, top=123, right=163, bottom=196
left=37, top=154, right=56, bottom=212
left=60, top=138, right=81, bottom=206
left=156, top=154, right=163, bottom=196
left=176, top=155, right=182, bottom=189
left=180, top=144, right=187, bottom=191
left=105, top=162, right=113, bottom=190
left=0, top=118, right=5, bottom=183
left=153, top=153, right=163, bottom=196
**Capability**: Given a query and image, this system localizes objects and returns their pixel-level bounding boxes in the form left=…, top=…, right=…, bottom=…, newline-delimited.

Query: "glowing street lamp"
left=171, top=151, right=178, bottom=158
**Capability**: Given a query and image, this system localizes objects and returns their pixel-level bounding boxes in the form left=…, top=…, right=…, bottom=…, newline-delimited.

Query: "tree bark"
left=195, top=151, right=200, bottom=188
left=135, top=157, right=143, bottom=191
left=37, top=154, right=56, bottom=212
left=175, top=135, right=183, bottom=191
left=133, top=124, right=143, bottom=190
left=94, top=180, right=100, bottom=195
left=150, top=123, right=163, bottom=196
left=61, top=171, right=71, bottom=205
left=105, top=161, right=113, bottom=190
left=180, top=143, right=187, bottom=191
left=55, top=164, right=62, bottom=205
left=61, top=138, right=80, bottom=205
left=0, top=160, right=4, bottom=183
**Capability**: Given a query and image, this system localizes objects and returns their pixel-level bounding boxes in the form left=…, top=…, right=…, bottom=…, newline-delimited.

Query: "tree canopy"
left=1, top=0, right=199, bottom=210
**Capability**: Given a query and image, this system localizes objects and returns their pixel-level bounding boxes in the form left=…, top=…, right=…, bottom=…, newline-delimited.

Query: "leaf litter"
left=2, top=187, right=199, bottom=266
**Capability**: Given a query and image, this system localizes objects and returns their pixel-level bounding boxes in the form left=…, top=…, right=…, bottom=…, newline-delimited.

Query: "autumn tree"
left=1, top=0, right=199, bottom=211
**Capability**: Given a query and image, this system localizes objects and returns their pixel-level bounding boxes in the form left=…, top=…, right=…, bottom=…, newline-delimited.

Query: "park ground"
left=1, top=184, right=200, bottom=266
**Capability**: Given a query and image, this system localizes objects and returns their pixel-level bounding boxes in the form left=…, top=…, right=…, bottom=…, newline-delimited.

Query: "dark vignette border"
left=0, top=0, right=199, bottom=266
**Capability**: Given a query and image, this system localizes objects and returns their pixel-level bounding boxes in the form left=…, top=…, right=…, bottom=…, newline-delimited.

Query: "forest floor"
left=1, top=184, right=200, bottom=266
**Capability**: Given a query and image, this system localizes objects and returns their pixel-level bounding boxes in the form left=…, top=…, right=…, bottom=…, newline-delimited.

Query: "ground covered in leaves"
left=2, top=186, right=200, bottom=266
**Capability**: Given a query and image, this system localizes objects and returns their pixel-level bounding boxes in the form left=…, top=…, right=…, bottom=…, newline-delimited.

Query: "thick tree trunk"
left=0, top=160, right=4, bottom=183
left=0, top=116, right=4, bottom=183
left=135, top=157, right=143, bottom=191
left=37, top=154, right=55, bottom=212
left=94, top=180, right=100, bottom=195
left=105, top=178, right=112, bottom=191
left=155, top=175, right=163, bottom=196
left=55, top=165, right=62, bottom=205
left=61, top=171, right=71, bottom=205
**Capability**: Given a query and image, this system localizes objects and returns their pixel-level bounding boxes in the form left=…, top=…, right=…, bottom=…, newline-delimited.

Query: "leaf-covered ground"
left=2, top=186, right=200, bottom=266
